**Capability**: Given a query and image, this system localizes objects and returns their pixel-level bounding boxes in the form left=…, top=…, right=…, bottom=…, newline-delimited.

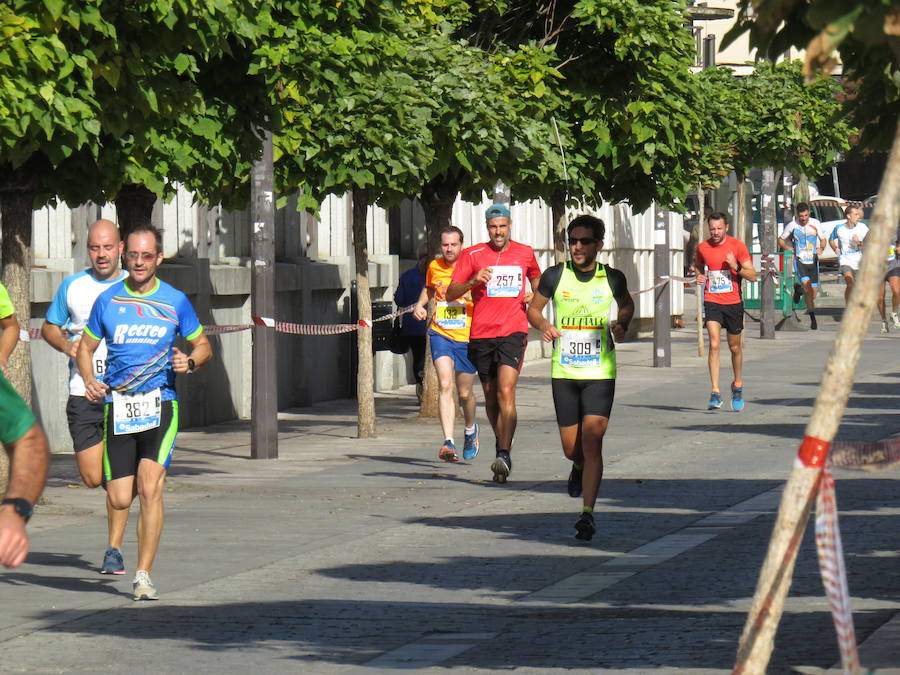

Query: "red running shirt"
left=451, top=240, right=541, bottom=339
left=695, top=236, right=752, bottom=305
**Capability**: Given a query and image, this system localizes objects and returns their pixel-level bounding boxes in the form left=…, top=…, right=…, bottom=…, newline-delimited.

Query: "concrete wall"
left=21, top=188, right=683, bottom=451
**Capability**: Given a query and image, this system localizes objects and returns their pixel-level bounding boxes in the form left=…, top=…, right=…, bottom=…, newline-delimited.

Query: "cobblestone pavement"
left=3, top=295, right=898, bottom=674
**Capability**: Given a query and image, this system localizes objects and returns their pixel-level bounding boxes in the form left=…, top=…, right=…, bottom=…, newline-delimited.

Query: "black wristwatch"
left=187, top=358, right=195, bottom=374
left=2, top=498, right=33, bottom=523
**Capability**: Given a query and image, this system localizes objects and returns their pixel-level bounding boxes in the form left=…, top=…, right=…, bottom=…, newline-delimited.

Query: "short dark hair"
left=844, top=204, right=860, bottom=217
left=707, top=211, right=729, bottom=224
left=439, top=225, right=464, bottom=244
left=567, top=215, right=605, bottom=241
left=795, top=202, right=810, bottom=214
left=126, top=222, right=163, bottom=254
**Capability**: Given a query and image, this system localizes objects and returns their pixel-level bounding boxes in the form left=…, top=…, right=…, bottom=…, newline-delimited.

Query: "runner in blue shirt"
left=41, top=219, right=131, bottom=575
left=77, top=223, right=212, bottom=601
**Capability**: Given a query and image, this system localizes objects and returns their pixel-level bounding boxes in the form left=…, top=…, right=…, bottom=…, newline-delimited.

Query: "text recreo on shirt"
left=112, top=323, right=169, bottom=344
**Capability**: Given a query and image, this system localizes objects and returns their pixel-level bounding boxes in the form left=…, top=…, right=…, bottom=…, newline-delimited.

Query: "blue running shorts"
left=429, top=331, right=476, bottom=374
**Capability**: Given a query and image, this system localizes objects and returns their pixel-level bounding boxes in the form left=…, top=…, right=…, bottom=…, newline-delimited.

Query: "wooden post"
left=759, top=168, right=776, bottom=339
left=734, top=119, right=900, bottom=673
left=250, top=130, right=278, bottom=459
left=653, top=204, right=671, bottom=367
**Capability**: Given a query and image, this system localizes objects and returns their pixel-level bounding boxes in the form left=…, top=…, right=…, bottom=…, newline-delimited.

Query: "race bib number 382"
left=487, top=266, right=524, bottom=297
left=112, top=388, right=162, bottom=435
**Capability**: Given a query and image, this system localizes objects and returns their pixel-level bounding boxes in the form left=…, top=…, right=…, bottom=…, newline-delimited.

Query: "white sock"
left=465, top=425, right=475, bottom=435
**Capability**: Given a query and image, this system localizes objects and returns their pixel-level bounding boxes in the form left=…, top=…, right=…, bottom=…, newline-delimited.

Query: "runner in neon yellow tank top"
left=528, top=215, right=634, bottom=541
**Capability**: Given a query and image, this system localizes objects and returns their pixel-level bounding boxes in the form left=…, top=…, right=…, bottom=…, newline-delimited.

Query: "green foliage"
left=725, top=0, right=900, bottom=151
left=462, top=0, right=703, bottom=211
left=0, top=0, right=269, bottom=208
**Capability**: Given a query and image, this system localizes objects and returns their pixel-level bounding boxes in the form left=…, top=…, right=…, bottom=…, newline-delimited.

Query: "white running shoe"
left=133, top=570, right=159, bottom=601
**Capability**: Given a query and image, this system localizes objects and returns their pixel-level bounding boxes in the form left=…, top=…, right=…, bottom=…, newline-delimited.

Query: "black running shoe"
left=810, top=313, right=817, bottom=330
left=567, top=463, right=583, bottom=498
left=491, top=451, right=511, bottom=483
left=792, top=283, right=803, bottom=304
left=574, top=512, right=596, bottom=541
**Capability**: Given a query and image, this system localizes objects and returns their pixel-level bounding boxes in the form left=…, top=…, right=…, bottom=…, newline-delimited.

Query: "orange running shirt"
left=426, top=258, right=473, bottom=342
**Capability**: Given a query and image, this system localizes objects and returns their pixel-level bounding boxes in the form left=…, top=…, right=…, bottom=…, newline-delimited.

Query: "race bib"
left=707, top=270, right=733, bottom=294
left=487, top=266, right=523, bottom=297
left=798, top=241, right=815, bottom=264
left=435, top=300, right=467, bottom=329
left=112, top=388, right=161, bottom=435
left=559, top=330, right=603, bottom=368
left=887, top=246, right=896, bottom=263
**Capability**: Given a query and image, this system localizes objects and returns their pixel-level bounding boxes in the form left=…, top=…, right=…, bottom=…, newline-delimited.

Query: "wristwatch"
left=187, top=358, right=195, bottom=374
left=1, top=498, right=33, bottom=523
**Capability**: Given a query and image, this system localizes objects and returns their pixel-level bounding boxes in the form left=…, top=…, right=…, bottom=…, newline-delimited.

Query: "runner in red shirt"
left=447, top=204, right=541, bottom=483
left=693, top=212, right=757, bottom=412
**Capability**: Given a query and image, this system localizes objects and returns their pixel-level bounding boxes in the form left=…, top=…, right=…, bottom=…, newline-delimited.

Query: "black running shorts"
left=551, top=378, right=616, bottom=427
left=704, top=301, right=744, bottom=335
left=66, top=395, right=106, bottom=452
left=467, top=332, right=527, bottom=383
left=794, top=260, right=819, bottom=286
left=103, top=400, right=178, bottom=482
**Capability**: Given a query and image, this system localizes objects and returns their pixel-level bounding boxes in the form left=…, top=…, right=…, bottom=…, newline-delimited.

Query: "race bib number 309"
left=559, top=330, right=603, bottom=367
left=112, top=388, right=162, bottom=435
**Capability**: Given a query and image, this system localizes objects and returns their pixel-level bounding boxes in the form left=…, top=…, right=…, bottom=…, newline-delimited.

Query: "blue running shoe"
left=731, top=383, right=744, bottom=412
left=463, top=423, right=479, bottom=460
left=708, top=391, right=723, bottom=409
left=100, top=546, right=125, bottom=575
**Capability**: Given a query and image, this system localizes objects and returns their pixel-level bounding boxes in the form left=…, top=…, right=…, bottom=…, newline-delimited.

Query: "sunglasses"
left=568, top=237, right=598, bottom=246
left=125, top=251, right=158, bottom=261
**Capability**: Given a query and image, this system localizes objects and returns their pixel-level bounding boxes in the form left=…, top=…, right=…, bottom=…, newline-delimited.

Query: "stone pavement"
left=3, top=281, right=899, bottom=674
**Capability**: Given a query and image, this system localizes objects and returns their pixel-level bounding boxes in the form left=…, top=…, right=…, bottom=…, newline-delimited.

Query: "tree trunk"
left=734, top=118, right=900, bottom=675
left=418, top=172, right=462, bottom=418
left=695, top=186, right=705, bottom=357
left=0, top=189, right=35, bottom=407
left=735, top=168, right=748, bottom=246
left=794, top=174, right=811, bottom=204
left=551, top=189, right=567, bottom=265
left=114, top=183, right=157, bottom=240
left=352, top=187, right=376, bottom=438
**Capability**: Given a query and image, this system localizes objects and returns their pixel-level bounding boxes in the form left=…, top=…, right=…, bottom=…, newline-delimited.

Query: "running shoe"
left=574, top=512, right=596, bottom=541
left=462, top=423, right=479, bottom=460
left=708, top=391, right=723, bottom=409
left=730, top=383, right=744, bottom=412
left=491, top=451, right=511, bottom=483
left=100, top=546, right=125, bottom=575
left=567, top=463, right=583, bottom=498
left=792, top=283, right=803, bottom=304
left=132, top=570, right=159, bottom=601
left=438, top=439, right=459, bottom=462
left=881, top=320, right=890, bottom=334
left=892, top=312, right=900, bottom=329
left=809, top=313, right=817, bottom=330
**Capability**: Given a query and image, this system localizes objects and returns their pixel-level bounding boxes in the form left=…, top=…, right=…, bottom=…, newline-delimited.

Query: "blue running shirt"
left=46, top=269, right=128, bottom=396
left=84, top=278, right=202, bottom=402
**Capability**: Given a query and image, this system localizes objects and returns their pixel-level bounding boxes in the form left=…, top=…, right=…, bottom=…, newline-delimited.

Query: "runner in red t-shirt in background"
left=447, top=204, right=541, bottom=483
left=693, top=212, right=757, bottom=412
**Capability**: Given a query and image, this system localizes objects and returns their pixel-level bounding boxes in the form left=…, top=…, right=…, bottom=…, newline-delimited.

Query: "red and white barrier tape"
left=815, top=464, right=860, bottom=674
left=22, top=305, right=416, bottom=341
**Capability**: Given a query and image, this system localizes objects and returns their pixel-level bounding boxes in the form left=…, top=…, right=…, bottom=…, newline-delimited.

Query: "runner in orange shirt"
left=413, top=226, right=479, bottom=462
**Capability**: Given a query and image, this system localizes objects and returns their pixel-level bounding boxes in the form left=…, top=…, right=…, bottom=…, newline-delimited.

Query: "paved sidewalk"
left=6, top=281, right=899, bottom=674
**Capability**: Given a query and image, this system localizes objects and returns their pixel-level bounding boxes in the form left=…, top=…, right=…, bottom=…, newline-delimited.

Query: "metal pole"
left=653, top=204, right=671, bottom=367
left=760, top=168, right=776, bottom=339
left=251, top=130, right=278, bottom=459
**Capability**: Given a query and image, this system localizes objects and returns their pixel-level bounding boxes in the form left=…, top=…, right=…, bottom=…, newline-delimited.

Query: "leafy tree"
left=0, top=1, right=268, bottom=405
left=462, top=0, right=705, bottom=262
